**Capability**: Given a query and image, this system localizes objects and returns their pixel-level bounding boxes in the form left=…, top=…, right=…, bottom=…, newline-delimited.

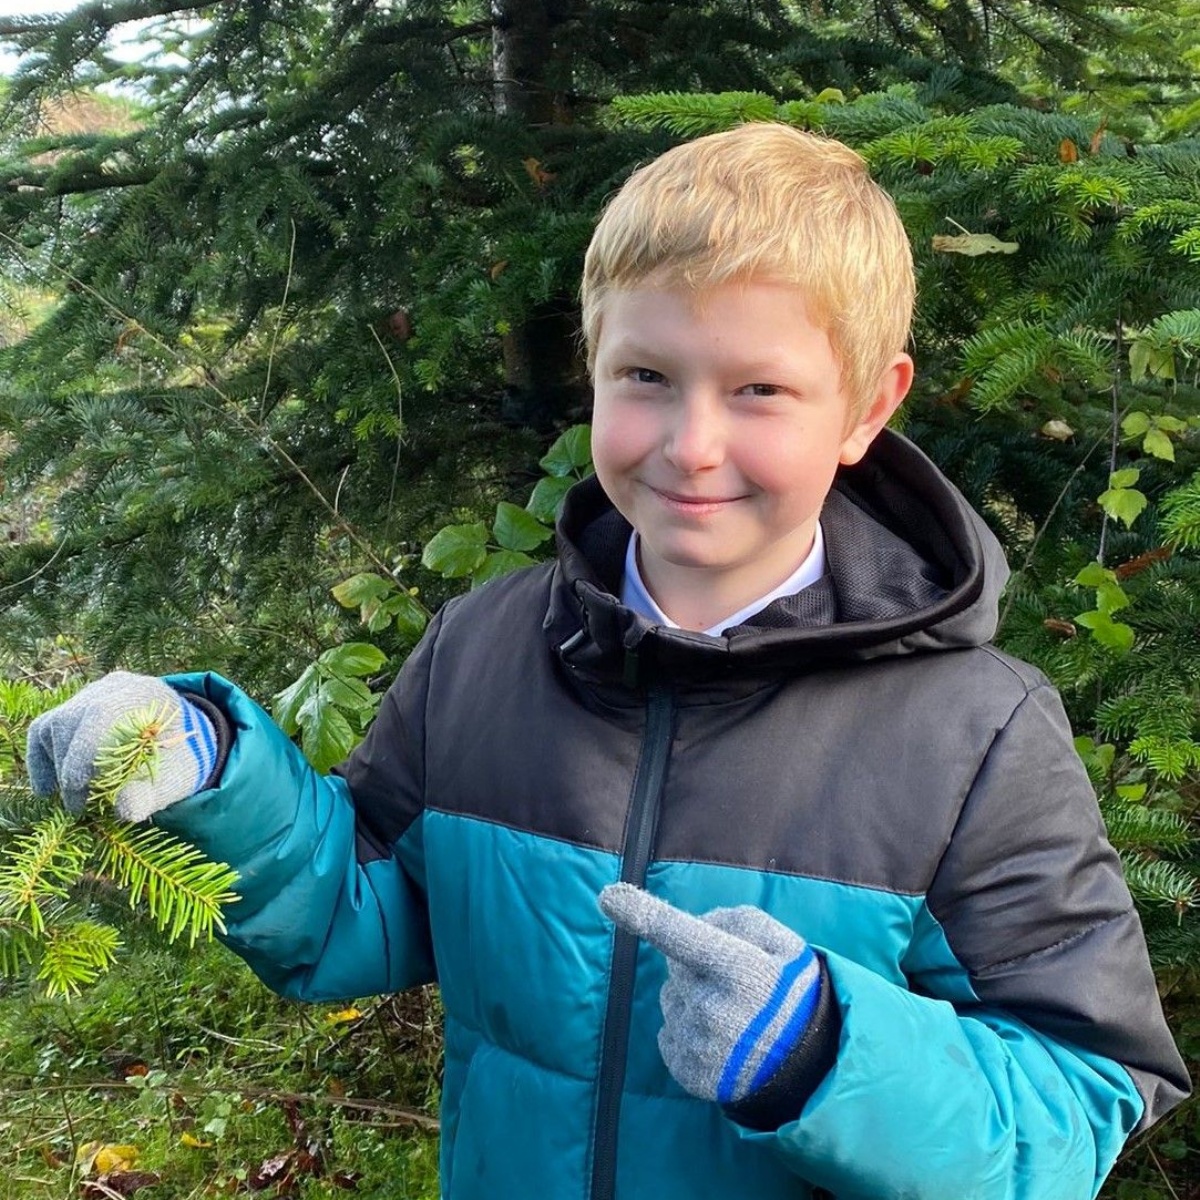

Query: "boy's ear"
left=839, top=353, right=915, bottom=466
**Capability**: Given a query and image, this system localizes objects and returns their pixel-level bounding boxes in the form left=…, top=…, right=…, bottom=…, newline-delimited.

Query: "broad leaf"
left=298, top=700, right=357, bottom=773
left=493, top=501, right=552, bottom=552
left=473, top=550, right=538, bottom=585
left=273, top=664, right=320, bottom=735
left=1121, top=410, right=1151, bottom=437
left=1143, top=427, right=1175, bottom=461
left=539, top=425, right=592, bottom=477
left=319, top=642, right=388, bottom=677
left=527, top=475, right=574, bottom=522
left=1073, top=562, right=1114, bottom=588
left=1109, top=467, right=1141, bottom=489
left=422, top=522, right=488, bottom=577
left=384, top=590, right=429, bottom=643
left=331, top=572, right=392, bottom=609
left=1076, top=610, right=1136, bottom=652
left=1098, top=486, right=1148, bottom=528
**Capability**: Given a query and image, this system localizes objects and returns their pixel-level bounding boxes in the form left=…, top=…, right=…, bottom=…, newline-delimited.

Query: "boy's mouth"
left=650, top=487, right=744, bottom=512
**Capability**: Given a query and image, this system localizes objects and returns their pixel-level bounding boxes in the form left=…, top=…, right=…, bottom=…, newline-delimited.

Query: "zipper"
left=589, top=680, right=674, bottom=1200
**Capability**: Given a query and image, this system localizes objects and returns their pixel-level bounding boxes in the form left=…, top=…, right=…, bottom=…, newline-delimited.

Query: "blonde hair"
left=581, top=122, right=914, bottom=417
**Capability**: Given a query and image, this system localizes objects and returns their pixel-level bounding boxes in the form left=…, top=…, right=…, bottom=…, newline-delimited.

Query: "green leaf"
left=319, top=675, right=374, bottom=711
left=526, top=475, right=574, bottom=523
left=1095, top=580, right=1131, bottom=615
left=1129, top=339, right=1153, bottom=384
left=1109, top=467, right=1140, bottom=489
left=1121, top=410, right=1151, bottom=437
left=1098, top=486, right=1148, bottom=528
left=298, top=699, right=356, bottom=773
left=1143, top=427, right=1175, bottom=462
left=331, top=572, right=392, bottom=610
left=422, top=522, right=488, bottom=577
left=539, top=425, right=592, bottom=477
left=472, top=550, right=538, bottom=585
left=1156, top=416, right=1188, bottom=433
left=1116, top=783, right=1148, bottom=802
left=493, top=501, right=553, bottom=552
left=1073, top=562, right=1115, bottom=588
left=318, top=642, right=388, bottom=678
left=383, top=590, right=428, bottom=643
left=273, top=665, right=320, bottom=735
left=1075, top=611, right=1136, bottom=652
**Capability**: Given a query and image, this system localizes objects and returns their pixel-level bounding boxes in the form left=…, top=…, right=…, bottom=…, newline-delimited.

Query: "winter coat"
left=160, top=429, right=1189, bottom=1200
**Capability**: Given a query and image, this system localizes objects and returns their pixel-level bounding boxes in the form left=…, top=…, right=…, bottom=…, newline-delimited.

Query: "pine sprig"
left=0, top=682, right=240, bottom=993
left=1120, top=855, right=1200, bottom=912
left=92, top=816, right=239, bottom=945
left=35, top=920, right=122, bottom=996
left=91, top=699, right=177, bottom=805
left=0, top=810, right=91, bottom=936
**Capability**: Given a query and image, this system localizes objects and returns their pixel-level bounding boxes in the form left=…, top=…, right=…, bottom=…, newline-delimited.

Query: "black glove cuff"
left=722, top=955, right=841, bottom=1132
left=181, top=692, right=233, bottom=791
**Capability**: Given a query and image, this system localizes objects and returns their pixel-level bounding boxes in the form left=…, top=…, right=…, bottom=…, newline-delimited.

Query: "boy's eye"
left=742, top=383, right=782, bottom=397
left=630, top=368, right=666, bottom=385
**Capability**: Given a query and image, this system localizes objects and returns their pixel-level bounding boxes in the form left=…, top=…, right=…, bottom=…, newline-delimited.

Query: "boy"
left=28, top=123, right=1189, bottom=1199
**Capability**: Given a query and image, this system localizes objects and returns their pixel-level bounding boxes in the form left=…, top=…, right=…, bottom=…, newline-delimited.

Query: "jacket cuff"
left=177, top=691, right=233, bottom=791
left=723, top=955, right=841, bottom=1132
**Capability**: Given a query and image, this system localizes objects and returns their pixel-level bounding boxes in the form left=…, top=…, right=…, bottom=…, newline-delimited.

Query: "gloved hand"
left=27, top=672, right=221, bottom=823
left=599, top=883, right=833, bottom=1122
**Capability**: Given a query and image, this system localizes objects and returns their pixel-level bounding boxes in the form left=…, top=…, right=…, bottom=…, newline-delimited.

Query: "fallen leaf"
left=82, top=1170, right=161, bottom=1197
left=250, top=1152, right=294, bottom=1190
left=931, top=233, right=1019, bottom=256
left=1089, top=117, right=1108, bottom=155
left=1040, top=419, right=1075, bottom=441
left=180, top=1132, right=213, bottom=1149
left=77, top=1143, right=140, bottom=1176
left=1059, top=137, right=1079, bottom=163
left=522, top=156, right=556, bottom=188
left=94, top=1145, right=140, bottom=1175
left=325, top=1007, right=362, bottom=1025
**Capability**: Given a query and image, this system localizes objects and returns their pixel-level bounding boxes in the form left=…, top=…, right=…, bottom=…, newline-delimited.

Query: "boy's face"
left=590, top=280, right=911, bottom=626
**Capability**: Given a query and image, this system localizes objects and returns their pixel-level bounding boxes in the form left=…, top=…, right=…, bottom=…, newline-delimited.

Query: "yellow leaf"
left=325, top=1006, right=362, bottom=1024
left=180, top=1132, right=212, bottom=1149
left=79, top=1143, right=139, bottom=1174
left=931, top=233, right=1019, bottom=257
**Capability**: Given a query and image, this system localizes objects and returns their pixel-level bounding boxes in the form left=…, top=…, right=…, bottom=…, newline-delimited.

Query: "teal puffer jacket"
left=158, top=432, right=1188, bottom=1200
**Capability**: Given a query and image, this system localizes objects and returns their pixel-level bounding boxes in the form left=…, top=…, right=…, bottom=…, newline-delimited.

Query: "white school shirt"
left=620, top=522, right=827, bottom=637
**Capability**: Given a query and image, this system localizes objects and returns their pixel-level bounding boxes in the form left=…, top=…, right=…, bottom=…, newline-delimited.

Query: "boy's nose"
left=663, top=396, right=726, bottom=473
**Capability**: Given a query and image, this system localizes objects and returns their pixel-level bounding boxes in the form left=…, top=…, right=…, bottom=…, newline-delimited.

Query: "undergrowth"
left=0, top=934, right=441, bottom=1199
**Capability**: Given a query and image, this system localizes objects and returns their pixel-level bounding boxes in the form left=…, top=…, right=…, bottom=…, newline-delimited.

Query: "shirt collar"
left=620, top=523, right=827, bottom=637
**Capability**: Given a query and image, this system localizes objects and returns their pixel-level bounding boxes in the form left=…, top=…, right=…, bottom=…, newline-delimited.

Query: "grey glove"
left=27, top=671, right=220, bottom=822
left=599, top=883, right=828, bottom=1115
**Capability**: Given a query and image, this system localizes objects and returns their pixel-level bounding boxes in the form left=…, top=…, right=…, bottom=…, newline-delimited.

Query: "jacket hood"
left=545, top=429, right=1009, bottom=687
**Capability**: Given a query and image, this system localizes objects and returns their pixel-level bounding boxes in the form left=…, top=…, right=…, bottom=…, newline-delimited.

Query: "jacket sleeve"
left=736, top=683, right=1190, bottom=1200
left=154, top=612, right=447, bottom=1002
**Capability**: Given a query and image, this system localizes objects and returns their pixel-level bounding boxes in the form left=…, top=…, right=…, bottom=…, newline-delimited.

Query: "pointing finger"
left=598, top=882, right=760, bottom=976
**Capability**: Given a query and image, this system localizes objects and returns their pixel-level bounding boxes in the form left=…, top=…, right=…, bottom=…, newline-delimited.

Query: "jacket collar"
left=544, top=429, right=1006, bottom=688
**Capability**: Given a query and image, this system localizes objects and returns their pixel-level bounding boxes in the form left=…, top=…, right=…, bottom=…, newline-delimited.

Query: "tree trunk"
left=491, top=0, right=585, bottom=424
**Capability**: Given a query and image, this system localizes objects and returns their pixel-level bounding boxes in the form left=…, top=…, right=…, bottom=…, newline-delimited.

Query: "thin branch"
left=0, top=539, right=68, bottom=598
left=1098, top=310, right=1124, bottom=567
left=259, top=218, right=297, bottom=421
left=0, top=228, right=394, bottom=579
left=0, top=1, right=204, bottom=38
left=369, top=321, right=405, bottom=528
left=1, top=1078, right=440, bottom=1132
